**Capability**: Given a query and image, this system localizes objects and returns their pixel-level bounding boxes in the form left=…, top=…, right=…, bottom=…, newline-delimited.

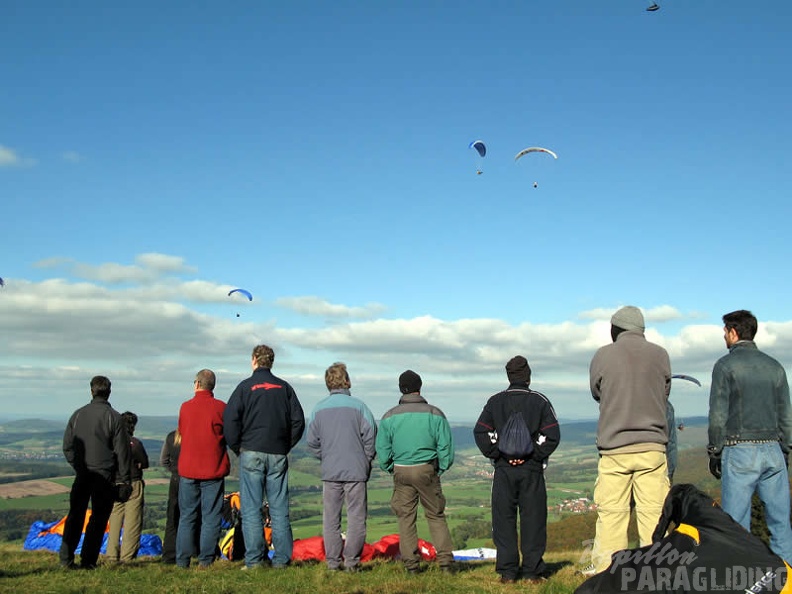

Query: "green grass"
left=0, top=542, right=588, bottom=594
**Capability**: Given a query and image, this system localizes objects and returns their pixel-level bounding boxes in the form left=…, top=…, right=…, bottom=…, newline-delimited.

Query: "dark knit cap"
left=399, top=370, right=422, bottom=394
left=505, top=355, right=531, bottom=384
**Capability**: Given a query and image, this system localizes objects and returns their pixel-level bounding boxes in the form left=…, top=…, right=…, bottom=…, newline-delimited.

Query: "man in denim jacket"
left=708, top=309, right=792, bottom=564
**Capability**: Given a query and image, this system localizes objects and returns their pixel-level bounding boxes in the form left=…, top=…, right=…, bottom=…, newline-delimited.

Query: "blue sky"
left=2, top=1, right=792, bottom=423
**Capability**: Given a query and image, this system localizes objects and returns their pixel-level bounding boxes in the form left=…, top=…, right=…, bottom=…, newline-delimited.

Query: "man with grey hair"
left=224, top=345, right=305, bottom=570
left=306, top=362, right=377, bottom=572
left=584, top=306, right=671, bottom=575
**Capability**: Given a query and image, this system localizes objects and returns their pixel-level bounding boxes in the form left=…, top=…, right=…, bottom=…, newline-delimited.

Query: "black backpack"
left=498, top=410, right=534, bottom=458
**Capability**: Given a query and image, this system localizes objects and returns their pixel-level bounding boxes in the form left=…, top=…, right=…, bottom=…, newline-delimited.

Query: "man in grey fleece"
left=306, top=362, right=377, bottom=572
left=585, top=306, right=671, bottom=575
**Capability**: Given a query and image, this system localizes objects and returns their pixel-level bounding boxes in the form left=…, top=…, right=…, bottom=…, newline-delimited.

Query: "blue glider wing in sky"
left=469, top=140, right=486, bottom=157
left=228, top=288, right=253, bottom=301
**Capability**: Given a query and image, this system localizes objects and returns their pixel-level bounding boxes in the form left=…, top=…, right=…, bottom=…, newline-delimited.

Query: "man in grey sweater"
left=584, top=306, right=671, bottom=575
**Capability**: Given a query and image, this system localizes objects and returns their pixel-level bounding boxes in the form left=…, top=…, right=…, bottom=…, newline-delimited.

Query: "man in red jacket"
left=176, top=369, right=230, bottom=568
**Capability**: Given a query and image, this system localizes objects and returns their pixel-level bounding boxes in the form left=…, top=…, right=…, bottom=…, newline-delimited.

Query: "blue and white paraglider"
left=469, top=140, right=486, bottom=175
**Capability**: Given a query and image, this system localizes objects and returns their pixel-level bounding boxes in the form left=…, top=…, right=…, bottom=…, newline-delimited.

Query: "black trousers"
left=491, top=464, right=547, bottom=580
left=161, top=474, right=181, bottom=563
left=59, top=471, right=116, bottom=568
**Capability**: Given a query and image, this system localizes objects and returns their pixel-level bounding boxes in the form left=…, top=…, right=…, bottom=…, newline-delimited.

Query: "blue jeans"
left=722, top=442, right=792, bottom=563
left=176, top=477, right=224, bottom=568
left=239, top=450, right=293, bottom=567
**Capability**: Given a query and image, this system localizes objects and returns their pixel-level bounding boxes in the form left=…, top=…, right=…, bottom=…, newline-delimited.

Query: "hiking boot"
left=500, top=575, right=517, bottom=584
left=345, top=565, right=361, bottom=573
left=524, top=576, right=548, bottom=585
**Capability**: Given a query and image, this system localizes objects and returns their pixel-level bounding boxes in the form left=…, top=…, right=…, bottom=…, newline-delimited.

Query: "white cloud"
left=579, top=305, right=684, bottom=323
left=5, top=254, right=792, bottom=424
left=0, top=144, right=35, bottom=167
left=275, top=296, right=386, bottom=319
left=62, top=151, right=83, bottom=163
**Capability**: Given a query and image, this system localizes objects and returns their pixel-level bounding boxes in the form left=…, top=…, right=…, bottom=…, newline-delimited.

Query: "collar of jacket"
left=615, top=330, right=645, bottom=341
left=329, top=389, right=351, bottom=396
left=729, top=340, right=757, bottom=353
left=508, top=381, right=531, bottom=390
left=193, top=389, right=215, bottom=398
left=399, top=392, right=426, bottom=404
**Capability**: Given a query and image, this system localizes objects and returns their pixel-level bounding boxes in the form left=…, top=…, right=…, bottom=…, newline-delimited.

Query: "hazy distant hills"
left=0, top=415, right=711, bottom=464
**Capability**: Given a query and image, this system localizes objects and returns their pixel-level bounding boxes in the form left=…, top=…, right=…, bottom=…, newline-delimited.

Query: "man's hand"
left=708, top=456, right=722, bottom=480
left=115, top=482, right=133, bottom=503
left=508, top=459, right=525, bottom=466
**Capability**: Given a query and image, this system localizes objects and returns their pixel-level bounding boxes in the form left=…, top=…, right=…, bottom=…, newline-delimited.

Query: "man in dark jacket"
left=708, top=309, right=792, bottom=563
left=474, top=356, right=560, bottom=584
left=60, top=375, right=131, bottom=570
left=223, top=344, right=305, bottom=569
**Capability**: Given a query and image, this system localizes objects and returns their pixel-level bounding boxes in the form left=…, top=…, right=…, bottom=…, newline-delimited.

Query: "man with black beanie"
left=375, top=370, right=455, bottom=574
left=474, top=356, right=560, bottom=584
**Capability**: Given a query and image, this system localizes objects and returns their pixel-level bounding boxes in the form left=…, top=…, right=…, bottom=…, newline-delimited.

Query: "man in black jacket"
left=474, top=356, right=560, bottom=584
left=60, top=375, right=131, bottom=569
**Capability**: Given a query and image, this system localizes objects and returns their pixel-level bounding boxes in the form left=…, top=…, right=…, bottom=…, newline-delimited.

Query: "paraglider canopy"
left=671, top=374, right=701, bottom=387
left=514, top=147, right=558, bottom=161
left=228, top=288, right=253, bottom=301
left=0, top=277, right=4, bottom=287
left=647, top=3, right=660, bottom=11
left=469, top=140, right=486, bottom=158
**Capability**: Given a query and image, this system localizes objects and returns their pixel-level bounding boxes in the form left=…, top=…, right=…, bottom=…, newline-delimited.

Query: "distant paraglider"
left=671, top=374, right=702, bottom=387
left=469, top=140, right=486, bottom=175
left=228, top=288, right=253, bottom=318
left=647, top=3, right=660, bottom=11
left=515, top=147, right=558, bottom=188
left=0, top=277, right=4, bottom=287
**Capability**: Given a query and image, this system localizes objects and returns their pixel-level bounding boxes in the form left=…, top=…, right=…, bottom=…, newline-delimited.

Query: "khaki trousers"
left=106, top=479, right=145, bottom=562
left=390, top=463, right=454, bottom=569
left=590, top=451, right=669, bottom=572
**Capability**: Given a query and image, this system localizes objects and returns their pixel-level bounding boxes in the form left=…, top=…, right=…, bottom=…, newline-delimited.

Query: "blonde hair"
left=325, top=362, right=351, bottom=391
left=173, top=429, right=181, bottom=446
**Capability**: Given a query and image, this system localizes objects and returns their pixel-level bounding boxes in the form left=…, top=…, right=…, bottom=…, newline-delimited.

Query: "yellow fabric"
left=781, top=561, right=792, bottom=594
left=590, top=450, right=670, bottom=573
left=674, top=523, right=700, bottom=544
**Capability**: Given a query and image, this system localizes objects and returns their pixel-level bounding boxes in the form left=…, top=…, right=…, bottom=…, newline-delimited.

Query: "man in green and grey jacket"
left=376, top=370, right=454, bottom=574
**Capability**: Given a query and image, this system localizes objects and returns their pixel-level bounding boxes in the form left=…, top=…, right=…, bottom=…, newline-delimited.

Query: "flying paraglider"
left=469, top=140, right=486, bottom=175
left=228, top=288, right=253, bottom=318
left=671, top=374, right=702, bottom=387
left=0, top=277, right=4, bottom=287
left=228, top=288, right=253, bottom=301
left=647, top=3, right=660, bottom=11
left=515, top=147, right=558, bottom=188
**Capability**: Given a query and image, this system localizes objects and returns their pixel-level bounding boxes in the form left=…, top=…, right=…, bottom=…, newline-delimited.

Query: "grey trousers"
left=323, top=481, right=368, bottom=569
left=391, top=463, right=454, bottom=569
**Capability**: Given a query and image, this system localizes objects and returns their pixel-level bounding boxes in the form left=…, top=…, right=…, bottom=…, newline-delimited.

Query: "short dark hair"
left=122, top=411, right=138, bottom=436
left=723, top=309, right=758, bottom=341
left=90, top=376, right=111, bottom=399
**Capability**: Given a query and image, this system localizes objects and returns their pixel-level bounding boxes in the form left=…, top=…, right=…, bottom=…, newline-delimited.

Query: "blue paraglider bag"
left=498, top=411, right=534, bottom=458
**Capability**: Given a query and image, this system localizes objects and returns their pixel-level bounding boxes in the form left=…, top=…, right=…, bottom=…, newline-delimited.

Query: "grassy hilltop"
left=0, top=542, right=589, bottom=594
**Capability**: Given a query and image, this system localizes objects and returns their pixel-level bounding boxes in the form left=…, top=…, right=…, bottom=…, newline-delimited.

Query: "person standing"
left=60, top=375, right=132, bottom=570
left=159, top=428, right=181, bottom=564
left=585, top=306, right=671, bottom=575
left=306, top=362, right=377, bottom=572
left=474, top=356, right=560, bottom=584
left=708, top=309, right=792, bottom=563
left=107, top=411, right=149, bottom=563
left=223, top=344, right=305, bottom=570
left=375, top=370, right=455, bottom=574
left=176, top=369, right=230, bottom=569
